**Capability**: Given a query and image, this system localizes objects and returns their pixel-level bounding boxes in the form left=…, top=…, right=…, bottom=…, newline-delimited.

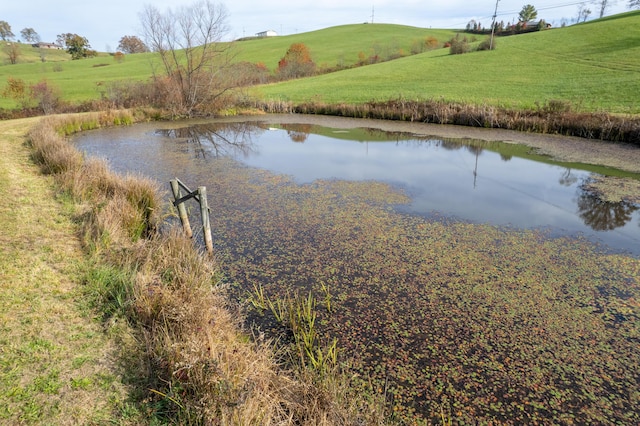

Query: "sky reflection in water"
left=74, top=120, right=640, bottom=255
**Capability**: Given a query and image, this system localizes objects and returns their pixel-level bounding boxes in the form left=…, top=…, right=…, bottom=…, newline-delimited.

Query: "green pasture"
left=232, top=24, right=457, bottom=70
left=0, top=24, right=453, bottom=109
left=257, top=11, right=640, bottom=113
left=0, top=11, right=639, bottom=113
left=1, top=44, right=72, bottom=63
left=0, top=48, right=153, bottom=105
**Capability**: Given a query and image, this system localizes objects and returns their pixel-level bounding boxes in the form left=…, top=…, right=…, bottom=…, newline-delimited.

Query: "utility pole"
left=490, top=0, right=499, bottom=50
left=371, top=5, right=375, bottom=24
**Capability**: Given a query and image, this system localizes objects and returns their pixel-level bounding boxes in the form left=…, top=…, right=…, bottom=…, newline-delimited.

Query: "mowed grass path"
left=0, top=119, right=134, bottom=424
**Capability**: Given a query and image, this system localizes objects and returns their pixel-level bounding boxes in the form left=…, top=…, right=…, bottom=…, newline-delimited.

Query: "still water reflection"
left=75, top=119, right=640, bottom=255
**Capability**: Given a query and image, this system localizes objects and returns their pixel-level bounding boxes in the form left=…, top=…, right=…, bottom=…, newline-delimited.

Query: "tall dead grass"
left=27, top=111, right=387, bottom=425
left=255, top=98, right=640, bottom=145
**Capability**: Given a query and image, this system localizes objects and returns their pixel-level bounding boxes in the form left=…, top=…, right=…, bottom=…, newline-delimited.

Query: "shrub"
left=425, top=36, right=439, bottom=50
left=449, top=34, right=471, bottom=55
left=29, top=80, right=61, bottom=114
left=357, top=51, right=367, bottom=65
left=277, top=43, right=316, bottom=80
left=477, top=38, right=495, bottom=51
left=410, top=39, right=424, bottom=54
left=2, top=76, right=30, bottom=109
left=538, top=99, right=572, bottom=114
left=225, top=61, right=272, bottom=86
left=410, top=37, right=438, bottom=54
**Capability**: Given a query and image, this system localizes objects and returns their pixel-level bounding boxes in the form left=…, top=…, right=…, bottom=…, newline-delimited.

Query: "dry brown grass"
left=256, top=98, right=640, bottom=144
left=26, top=111, right=388, bottom=425
left=28, top=121, right=83, bottom=175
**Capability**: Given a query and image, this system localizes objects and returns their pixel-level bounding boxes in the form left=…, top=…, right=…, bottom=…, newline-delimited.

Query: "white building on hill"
left=256, top=30, right=278, bottom=37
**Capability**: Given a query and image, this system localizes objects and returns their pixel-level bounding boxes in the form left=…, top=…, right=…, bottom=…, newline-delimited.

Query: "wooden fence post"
left=170, top=179, right=193, bottom=238
left=198, top=186, right=214, bottom=255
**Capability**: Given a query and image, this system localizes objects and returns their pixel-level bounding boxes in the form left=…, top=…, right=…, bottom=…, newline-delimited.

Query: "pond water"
left=74, top=117, right=640, bottom=256
left=74, top=116, right=640, bottom=423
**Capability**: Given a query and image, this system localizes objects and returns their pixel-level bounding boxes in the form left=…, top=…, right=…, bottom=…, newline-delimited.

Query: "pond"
left=74, top=116, right=640, bottom=424
left=74, top=118, right=640, bottom=255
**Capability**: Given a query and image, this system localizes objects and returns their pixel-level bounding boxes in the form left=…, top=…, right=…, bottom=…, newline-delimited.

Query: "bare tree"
left=20, top=28, right=40, bottom=43
left=139, top=0, right=236, bottom=116
left=629, top=0, right=640, bottom=8
left=592, top=0, right=617, bottom=18
left=577, top=3, right=592, bottom=22
left=3, top=41, right=20, bottom=64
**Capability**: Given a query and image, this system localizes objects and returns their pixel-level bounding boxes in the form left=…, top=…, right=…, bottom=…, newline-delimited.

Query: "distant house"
left=256, top=30, right=278, bottom=38
left=32, top=42, right=64, bottom=50
left=519, top=20, right=552, bottom=29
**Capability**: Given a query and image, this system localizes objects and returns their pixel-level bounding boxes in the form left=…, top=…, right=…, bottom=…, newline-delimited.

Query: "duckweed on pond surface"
left=211, top=159, right=639, bottom=424
left=75, top=119, right=640, bottom=424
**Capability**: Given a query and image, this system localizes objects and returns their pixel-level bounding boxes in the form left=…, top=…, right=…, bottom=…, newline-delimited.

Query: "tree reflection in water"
left=159, top=121, right=639, bottom=234
left=577, top=188, right=639, bottom=231
left=281, top=123, right=312, bottom=143
left=155, top=122, right=262, bottom=159
left=559, top=168, right=578, bottom=187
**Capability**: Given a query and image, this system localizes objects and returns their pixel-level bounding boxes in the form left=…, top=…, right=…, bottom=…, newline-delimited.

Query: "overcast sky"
left=2, top=0, right=632, bottom=51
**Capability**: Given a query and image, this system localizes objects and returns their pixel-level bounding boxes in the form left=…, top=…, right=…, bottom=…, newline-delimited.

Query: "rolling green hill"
left=2, top=44, right=73, bottom=63
left=0, top=50, right=153, bottom=106
left=256, top=11, right=640, bottom=113
left=232, top=24, right=457, bottom=69
left=0, top=24, right=454, bottom=109
left=1, top=12, right=639, bottom=113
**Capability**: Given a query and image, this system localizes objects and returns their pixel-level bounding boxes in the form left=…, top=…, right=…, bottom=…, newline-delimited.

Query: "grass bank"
left=3, top=111, right=387, bottom=424
left=254, top=98, right=640, bottom=144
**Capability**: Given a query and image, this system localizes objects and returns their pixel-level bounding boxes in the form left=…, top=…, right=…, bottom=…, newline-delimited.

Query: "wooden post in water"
left=170, top=179, right=193, bottom=238
left=198, top=186, right=214, bottom=255
left=169, top=178, right=213, bottom=256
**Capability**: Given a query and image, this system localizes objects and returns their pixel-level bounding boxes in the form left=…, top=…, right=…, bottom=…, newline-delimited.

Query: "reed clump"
left=27, top=111, right=387, bottom=425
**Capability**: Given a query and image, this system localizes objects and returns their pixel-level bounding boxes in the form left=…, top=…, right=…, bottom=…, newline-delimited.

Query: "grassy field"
left=232, top=24, right=457, bottom=69
left=0, top=50, right=152, bottom=105
left=1, top=12, right=639, bottom=113
left=1, top=44, right=72, bottom=64
left=0, top=24, right=453, bottom=108
left=256, top=11, right=640, bottom=113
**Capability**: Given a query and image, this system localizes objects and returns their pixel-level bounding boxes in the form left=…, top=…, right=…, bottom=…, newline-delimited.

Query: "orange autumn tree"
left=277, top=42, right=316, bottom=80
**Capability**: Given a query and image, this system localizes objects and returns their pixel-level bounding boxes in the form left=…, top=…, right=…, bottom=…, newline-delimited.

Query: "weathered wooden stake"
left=198, top=186, right=214, bottom=255
left=170, top=179, right=193, bottom=238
